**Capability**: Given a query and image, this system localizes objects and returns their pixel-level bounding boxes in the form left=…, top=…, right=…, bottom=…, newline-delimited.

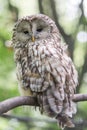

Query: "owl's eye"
left=37, top=28, right=43, bottom=32
left=23, top=31, right=29, bottom=34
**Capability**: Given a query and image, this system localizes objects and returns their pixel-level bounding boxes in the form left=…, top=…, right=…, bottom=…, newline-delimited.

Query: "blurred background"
left=0, top=0, right=87, bottom=130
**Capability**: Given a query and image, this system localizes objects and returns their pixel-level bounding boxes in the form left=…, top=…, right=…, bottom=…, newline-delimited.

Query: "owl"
left=12, top=14, right=78, bottom=129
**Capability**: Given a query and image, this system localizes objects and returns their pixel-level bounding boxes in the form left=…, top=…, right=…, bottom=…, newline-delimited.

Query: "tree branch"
left=50, top=0, right=75, bottom=59
left=0, top=96, right=38, bottom=115
left=78, top=54, right=87, bottom=91
left=0, top=94, right=87, bottom=115
left=38, top=0, right=44, bottom=14
left=73, top=94, right=87, bottom=102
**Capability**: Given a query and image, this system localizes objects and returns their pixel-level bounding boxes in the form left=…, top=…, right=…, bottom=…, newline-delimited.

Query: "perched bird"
left=12, top=14, right=78, bottom=129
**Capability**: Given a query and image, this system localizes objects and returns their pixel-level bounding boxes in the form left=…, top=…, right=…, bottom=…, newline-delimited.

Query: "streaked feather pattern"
left=12, top=14, right=78, bottom=129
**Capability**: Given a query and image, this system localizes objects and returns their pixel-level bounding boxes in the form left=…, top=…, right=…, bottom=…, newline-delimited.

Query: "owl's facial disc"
left=16, top=18, right=51, bottom=43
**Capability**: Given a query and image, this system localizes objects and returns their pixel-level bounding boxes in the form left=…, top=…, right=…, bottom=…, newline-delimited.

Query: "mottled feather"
left=12, top=14, right=78, bottom=129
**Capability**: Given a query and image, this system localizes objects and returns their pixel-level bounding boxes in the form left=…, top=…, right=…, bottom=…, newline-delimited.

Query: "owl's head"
left=12, top=14, right=59, bottom=46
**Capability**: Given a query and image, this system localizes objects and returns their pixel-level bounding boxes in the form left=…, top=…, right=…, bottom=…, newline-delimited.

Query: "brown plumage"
left=12, top=14, right=78, bottom=129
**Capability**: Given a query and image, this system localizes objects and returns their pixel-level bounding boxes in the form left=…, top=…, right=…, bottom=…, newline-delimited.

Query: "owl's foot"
left=56, top=113, right=75, bottom=129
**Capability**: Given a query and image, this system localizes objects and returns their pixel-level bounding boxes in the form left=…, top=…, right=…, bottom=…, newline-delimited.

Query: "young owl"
left=12, top=14, right=78, bottom=129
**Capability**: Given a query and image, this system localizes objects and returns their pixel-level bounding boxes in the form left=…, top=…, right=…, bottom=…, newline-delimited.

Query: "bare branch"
left=0, top=94, right=87, bottom=115
left=73, top=94, right=87, bottom=102
left=77, top=51, right=87, bottom=92
left=0, top=96, right=38, bottom=115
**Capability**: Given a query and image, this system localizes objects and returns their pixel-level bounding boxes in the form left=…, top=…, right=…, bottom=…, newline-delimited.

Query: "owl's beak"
left=32, top=36, right=35, bottom=42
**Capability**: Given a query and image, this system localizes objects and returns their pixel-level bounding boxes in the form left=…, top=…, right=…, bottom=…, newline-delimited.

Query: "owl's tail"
left=37, top=88, right=76, bottom=129
left=56, top=114, right=75, bottom=129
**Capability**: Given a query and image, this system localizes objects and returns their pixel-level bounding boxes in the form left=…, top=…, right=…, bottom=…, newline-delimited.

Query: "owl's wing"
left=41, top=56, right=78, bottom=128
left=45, top=56, right=78, bottom=100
